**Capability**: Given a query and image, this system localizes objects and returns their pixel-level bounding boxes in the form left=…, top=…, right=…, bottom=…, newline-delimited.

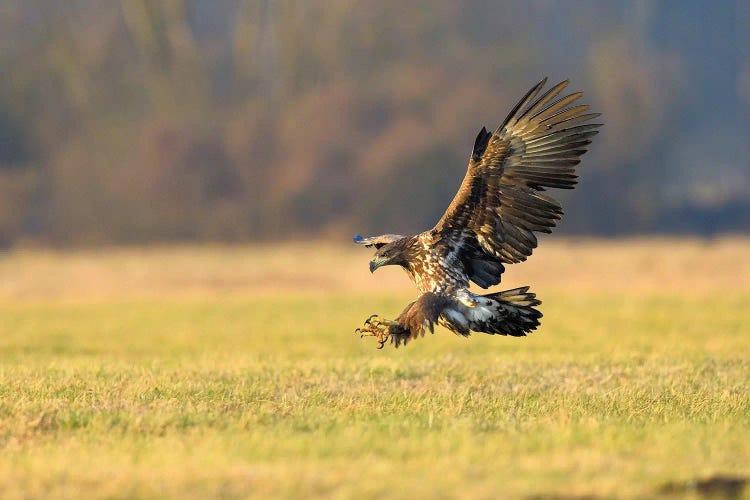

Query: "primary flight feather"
left=354, top=78, right=601, bottom=348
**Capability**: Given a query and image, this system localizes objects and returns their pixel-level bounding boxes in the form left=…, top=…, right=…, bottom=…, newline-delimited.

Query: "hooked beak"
left=369, top=256, right=388, bottom=273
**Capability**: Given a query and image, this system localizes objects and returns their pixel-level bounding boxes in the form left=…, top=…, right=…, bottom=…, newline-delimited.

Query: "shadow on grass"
left=659, top=475, right=748, bottom=498
left=527, top=475, right=748, bottom=500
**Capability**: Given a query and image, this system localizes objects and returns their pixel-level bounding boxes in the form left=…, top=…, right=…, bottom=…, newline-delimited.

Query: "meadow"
left=0, top=239, right=748, bottom=498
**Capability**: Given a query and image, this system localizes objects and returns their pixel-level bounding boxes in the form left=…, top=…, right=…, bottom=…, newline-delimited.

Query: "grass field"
left=0, top=239, right=749, bottom=498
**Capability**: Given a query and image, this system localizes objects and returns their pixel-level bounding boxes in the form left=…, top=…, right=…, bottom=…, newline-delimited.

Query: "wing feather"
left=433, top=78, right=601, bottom=283
left=512, top=80, right=570, bottom=126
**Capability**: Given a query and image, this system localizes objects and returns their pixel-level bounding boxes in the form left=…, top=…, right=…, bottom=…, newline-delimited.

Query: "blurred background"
left=0, top=0, right=748, bottom=248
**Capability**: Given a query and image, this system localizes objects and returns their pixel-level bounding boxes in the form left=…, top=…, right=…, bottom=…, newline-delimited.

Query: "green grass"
left=1, top=291, right=749, bottom=499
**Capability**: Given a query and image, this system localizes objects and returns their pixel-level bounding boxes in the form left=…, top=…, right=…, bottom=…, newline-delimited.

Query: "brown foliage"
left=0, top=1, right=747, bottom=246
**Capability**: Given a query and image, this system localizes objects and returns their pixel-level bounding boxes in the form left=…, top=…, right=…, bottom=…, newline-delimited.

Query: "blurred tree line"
left=0, top=0, right=748, bottom=247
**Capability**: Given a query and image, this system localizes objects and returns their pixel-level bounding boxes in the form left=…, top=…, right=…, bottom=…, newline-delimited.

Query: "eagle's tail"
left=474, top=286, right=542, bottom=337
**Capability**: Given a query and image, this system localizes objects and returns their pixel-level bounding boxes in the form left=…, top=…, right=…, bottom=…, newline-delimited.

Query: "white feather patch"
left=469, top=304, right=495, bottom=322
left=443, top=308, right=469, bottom=329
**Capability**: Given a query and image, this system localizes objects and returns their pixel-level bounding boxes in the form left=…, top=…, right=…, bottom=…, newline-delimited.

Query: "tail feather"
left=473, top=286, right=542, bottom=337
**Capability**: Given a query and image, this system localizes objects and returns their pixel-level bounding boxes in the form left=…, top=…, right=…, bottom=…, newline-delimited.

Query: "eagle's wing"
left=433, top=78, right=601, bottom=288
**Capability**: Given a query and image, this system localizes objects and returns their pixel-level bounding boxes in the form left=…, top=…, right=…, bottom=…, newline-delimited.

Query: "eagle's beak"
left=369, top=256, right=387, bottom=273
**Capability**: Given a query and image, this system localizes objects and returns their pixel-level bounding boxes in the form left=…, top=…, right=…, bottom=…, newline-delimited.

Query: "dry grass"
left=0, top=239, right=749, bottom=498
left=1, top=237, right=749, bottom=299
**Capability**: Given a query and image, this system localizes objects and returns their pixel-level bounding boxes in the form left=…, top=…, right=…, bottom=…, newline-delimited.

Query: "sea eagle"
left=354, top=78, right=601, bottom=348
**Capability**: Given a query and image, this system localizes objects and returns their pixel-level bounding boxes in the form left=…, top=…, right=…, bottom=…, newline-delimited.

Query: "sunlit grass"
left=0, top=241, right=749, bottom=498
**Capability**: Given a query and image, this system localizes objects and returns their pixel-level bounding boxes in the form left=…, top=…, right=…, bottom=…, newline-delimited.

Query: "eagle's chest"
left=405, top=239, right=467, bottom=293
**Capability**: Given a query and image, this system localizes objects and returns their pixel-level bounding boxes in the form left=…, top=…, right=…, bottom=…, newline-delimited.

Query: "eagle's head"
left=369, top=238, right=410, bottom=273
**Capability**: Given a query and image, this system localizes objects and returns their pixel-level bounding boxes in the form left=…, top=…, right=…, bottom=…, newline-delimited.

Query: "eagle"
left=354, top=78, right=601, bottom=349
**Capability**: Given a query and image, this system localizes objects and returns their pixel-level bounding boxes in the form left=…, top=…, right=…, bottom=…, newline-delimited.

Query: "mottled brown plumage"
left=354, top=78, right=601, bottom=348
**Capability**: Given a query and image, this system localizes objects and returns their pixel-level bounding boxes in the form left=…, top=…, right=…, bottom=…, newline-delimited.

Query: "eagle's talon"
left=364, top=315, right=394, bottom=329
left=357, top=319, right=392, bottom=348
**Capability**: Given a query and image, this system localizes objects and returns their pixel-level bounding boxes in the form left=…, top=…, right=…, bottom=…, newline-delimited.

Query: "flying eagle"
left=354, top=78, right=601, bottom=348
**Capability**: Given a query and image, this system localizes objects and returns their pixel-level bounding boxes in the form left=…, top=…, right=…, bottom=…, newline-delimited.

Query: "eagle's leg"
left=355, top=316, right=405, bottom=349
left=364, top=314, right=398, bottom=328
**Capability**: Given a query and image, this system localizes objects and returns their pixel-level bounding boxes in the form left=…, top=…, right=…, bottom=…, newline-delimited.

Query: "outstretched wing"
left=433, top=78, right=601, bottom=287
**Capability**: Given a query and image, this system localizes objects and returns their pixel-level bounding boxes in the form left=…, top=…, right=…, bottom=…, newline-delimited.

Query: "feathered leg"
left=355, top=293, right=451, bottom=349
